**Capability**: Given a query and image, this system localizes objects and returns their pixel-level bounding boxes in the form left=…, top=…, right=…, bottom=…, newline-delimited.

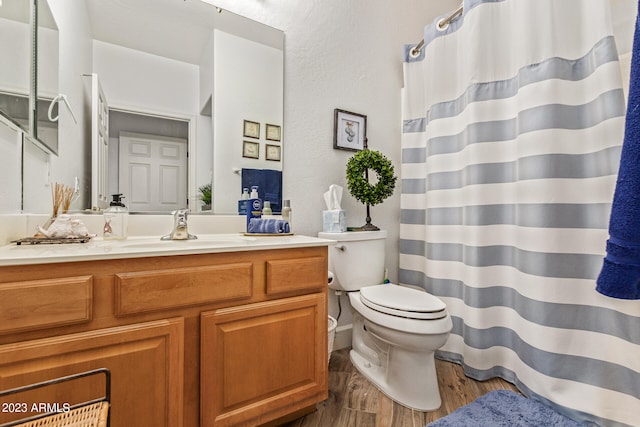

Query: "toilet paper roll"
left=328, top=271, right=334, bottom=285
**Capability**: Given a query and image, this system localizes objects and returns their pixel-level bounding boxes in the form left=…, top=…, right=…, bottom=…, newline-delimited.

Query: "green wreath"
left=346, top=149, right=397, bottom=206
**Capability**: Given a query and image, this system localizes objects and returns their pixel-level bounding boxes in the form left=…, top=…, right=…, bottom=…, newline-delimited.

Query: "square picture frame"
left=265, top=144, right=281, bottom=161
left=265, top=123, right=282, bottom=141
left=243, top=120, right=260, bottom=139
left=242, top=140, right=260, bottom=159
left=333, top=109, right=367, bottom=151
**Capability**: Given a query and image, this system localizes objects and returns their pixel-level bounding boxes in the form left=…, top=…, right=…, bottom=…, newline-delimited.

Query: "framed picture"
left=265, top=124, right=282, bottom=141
left=243, top=120, right=260, bottom=139
left=242, top=141, right=259, bottom=159
left=333, top=109, right=367, bottom=151
left=265, top=144, right=281, bottom=161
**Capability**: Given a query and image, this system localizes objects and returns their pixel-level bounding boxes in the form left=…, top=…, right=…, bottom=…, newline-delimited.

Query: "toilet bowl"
left=318, top=230, right=452, bottom=411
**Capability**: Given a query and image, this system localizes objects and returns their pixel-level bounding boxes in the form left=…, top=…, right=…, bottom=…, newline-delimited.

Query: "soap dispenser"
left=238, top=187, right=250, bottom=215
left=103, top=194, right=129, bottom=240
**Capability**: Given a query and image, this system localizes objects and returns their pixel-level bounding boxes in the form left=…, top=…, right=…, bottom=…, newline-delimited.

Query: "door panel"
left=119, top=133, right=187, bottom=211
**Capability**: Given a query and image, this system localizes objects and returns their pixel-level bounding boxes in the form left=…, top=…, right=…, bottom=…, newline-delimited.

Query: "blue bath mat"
left=426, top=390, right=584, bottom=426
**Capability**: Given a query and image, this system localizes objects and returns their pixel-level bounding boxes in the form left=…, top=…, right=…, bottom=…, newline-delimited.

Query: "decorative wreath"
left=346, top=149, right=397, bottom=206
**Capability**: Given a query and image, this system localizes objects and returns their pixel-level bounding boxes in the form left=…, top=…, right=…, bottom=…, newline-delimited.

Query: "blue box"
left=246, top=198, right=263, bottom=231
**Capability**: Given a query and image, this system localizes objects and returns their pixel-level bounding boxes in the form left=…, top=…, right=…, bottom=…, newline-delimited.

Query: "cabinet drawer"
left=266, top=256, right=326, bottom=295
left=115, top=263, right=253, bottom=316
left=0, top=276, right=93, bottom=334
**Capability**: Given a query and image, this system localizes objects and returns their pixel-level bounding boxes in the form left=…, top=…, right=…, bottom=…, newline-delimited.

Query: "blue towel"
left=242, top=169, right=283, bottom=213
left=597, top=3, right=640, bottom=299
left=247, top=218, right=290, bottom=234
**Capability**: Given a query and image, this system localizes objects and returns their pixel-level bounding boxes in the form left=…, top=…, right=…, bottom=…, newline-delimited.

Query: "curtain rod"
left=410, top=4, right=464, bottom=57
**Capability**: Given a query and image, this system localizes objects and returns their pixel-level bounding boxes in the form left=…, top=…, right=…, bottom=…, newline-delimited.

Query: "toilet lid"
left=359, top=285, right=447, bottom=320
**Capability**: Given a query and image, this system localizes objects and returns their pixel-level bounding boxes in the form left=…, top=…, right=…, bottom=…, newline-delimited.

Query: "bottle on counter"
left=262, top=201, right=272, bottom=216
left=282, top=199, right=292, bottom=231
left=103, top=194, right=129, bottom=240
left=238, top=187, right=250, bottom=215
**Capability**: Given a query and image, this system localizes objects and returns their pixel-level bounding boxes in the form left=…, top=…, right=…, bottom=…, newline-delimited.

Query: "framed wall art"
left=333, top=109, right=367, bottom=151
left=265, top=144, right=281, bottom=161
left=266, top=124, right=282, bottom=141
left=242, top=140, right=259, bottom=159
left=243, top=120, right=260, bottom=139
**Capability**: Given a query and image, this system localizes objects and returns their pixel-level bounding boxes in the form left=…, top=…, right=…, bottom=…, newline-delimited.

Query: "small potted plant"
left=198, top=183, right=212, bottom=211
left=345, top=143, right=397, bottom=231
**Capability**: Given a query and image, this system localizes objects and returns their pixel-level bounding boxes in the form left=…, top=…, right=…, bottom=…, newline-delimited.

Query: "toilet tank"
left=318, top=230, right=387, bottom=291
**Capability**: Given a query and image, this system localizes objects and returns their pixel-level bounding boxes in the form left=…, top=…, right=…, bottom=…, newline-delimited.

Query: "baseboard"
left=332, top=324, right=352, bottom=351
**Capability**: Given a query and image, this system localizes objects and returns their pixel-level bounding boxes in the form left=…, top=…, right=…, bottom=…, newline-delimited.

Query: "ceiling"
left=84, top=0, right=283, bottom=65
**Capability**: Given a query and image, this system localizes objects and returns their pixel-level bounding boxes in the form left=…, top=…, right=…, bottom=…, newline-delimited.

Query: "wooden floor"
left=283, top=347, right=520, bottom=427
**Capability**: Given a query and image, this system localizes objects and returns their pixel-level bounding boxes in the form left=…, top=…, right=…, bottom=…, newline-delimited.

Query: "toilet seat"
left=360, top=285, right=447, bottom=320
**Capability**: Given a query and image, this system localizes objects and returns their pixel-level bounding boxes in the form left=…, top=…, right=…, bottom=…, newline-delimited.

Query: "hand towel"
left=242, top=169, right=283, bottom=213
left=596, top=4, right=640, bottom=299
left=247, top=218, right=290, bottom=234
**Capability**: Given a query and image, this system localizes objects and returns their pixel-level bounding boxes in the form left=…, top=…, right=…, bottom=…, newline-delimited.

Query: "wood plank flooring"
left=283, top=347, right=520, bottom=427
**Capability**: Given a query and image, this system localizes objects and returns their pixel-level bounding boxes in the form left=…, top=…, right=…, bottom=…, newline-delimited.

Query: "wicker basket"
left=12, top=402, right=109, bottom=427
left=0, top=369, right=110, bottom=427
left=328, top=316, right=338, bottom=362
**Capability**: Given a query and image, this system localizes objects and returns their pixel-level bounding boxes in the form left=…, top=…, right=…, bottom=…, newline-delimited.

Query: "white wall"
left=0, top=18, right=30, bottom=94
left=38, top=26, right=60, bottom=99
left=0, top=119, right=22, bottom=213
left=93, top=41, right=199, bottom=116
left=212, top=30, right=284, bottom=213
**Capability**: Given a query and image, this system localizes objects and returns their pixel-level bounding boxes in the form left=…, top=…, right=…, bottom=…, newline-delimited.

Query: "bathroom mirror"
left=19, top=0, right=284, bottom=215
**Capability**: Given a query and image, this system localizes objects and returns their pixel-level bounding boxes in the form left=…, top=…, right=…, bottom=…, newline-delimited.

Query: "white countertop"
left=0, top=234, right=336, bottom=266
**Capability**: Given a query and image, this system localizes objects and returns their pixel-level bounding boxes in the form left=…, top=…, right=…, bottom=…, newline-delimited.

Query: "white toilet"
left=318, top=230, right=452, bottom=411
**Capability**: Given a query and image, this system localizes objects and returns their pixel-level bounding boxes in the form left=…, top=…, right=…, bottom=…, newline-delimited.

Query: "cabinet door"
left=201, top=293, right=328, bottom=426
left=0, top=318, right=183, bottom=427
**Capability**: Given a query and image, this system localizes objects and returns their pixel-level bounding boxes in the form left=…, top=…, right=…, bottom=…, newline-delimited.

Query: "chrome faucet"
left=161, top=209, right=197, bottom=240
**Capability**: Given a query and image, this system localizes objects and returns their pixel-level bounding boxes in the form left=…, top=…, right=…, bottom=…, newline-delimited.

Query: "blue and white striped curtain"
left=400, top=0, right=640, bottom=425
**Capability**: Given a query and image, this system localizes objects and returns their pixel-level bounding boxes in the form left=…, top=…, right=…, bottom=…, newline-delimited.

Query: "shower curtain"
left=400, top=0, right=640, bottom=425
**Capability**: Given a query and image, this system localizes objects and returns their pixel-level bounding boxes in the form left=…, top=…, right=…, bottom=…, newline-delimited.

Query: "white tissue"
left=323, top=184, right=343, bottom=211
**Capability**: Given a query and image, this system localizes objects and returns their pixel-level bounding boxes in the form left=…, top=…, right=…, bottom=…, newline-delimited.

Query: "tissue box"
left=323, top=210, right=346, bottom=232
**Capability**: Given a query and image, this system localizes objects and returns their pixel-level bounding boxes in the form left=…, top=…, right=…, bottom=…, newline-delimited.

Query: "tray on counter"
left=11, top=237, right=92, bottom=245
left=243, top=233, right=294, bottom=237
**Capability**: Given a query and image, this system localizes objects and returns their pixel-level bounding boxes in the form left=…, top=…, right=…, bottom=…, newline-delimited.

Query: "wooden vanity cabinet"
left=0, top=246, right=328, bottom=427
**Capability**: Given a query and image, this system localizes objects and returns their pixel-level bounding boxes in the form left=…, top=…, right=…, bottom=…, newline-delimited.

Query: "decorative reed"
left=51, top=182, right=78, bottom=217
